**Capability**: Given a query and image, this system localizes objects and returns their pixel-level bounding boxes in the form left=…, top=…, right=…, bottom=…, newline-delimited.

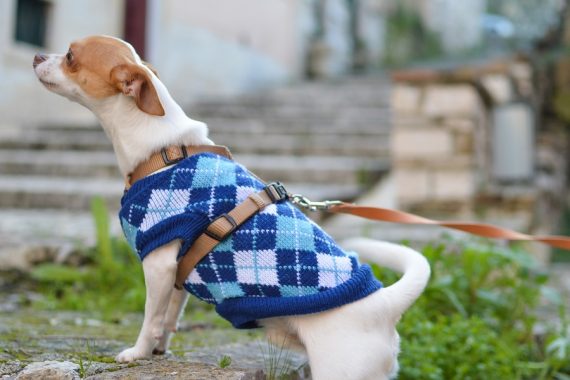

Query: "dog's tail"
left=342, top=237, right=431, bottom=316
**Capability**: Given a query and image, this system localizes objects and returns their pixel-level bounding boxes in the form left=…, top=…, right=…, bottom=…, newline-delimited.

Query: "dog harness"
left=120, top=152, right=382, bottom=328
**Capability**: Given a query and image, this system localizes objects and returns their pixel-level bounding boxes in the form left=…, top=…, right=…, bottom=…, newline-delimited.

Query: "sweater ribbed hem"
left=209, top=264, right=382, bottom=329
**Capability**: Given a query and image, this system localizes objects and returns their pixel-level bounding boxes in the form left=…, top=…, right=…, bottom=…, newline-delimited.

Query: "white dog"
left=33, top=35, right=430, bottom=380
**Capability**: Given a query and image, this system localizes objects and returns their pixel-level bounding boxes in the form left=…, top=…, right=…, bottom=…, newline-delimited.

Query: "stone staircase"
left=0, top=75, right=392, bottom=261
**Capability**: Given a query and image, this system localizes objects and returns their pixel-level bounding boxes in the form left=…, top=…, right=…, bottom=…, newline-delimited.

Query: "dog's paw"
left=115, top=347, right=151, bottom=363
left=154, top=325, right=177, bottom=353
left=154, top=333, right=171, bottom=354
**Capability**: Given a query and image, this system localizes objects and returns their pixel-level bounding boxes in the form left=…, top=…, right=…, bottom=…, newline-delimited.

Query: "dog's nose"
left=33, top=53, right=47, bottom=69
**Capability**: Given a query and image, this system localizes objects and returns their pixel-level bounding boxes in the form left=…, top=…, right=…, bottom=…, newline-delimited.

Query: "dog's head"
left=33, top=35, right=164, bottom=116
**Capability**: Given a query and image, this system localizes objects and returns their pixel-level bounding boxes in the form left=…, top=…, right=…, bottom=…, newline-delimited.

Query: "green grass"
left=372, top=239, right=570, bottom=379
left=22, top=197, right=570, bottom=378
left=218, top=355, right=232, bottom=369
left=259, top=336, right=295, bottom=380
left=29, top=198, right=145, bottom=318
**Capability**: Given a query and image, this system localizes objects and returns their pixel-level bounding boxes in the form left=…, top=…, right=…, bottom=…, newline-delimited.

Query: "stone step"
left=0, top=175, right=123, bottom=210
left=0, top=173, right=368, bottom=210
left=0, top=149, right=388, bottom=185
left=198, top=78, right=392, bottom=108
left=0, top=128, right=111, bottom=151
left=28, top=113, right=392, bottom=135
left=190, top=104, right=390, bottom=128
left=205, top=116, right=392, bottom=135
left=212, top=131, right=390, bottom=156
left=0, top=126, right=391, bottom=157
left=0, top=208, right=122, bottom=269
left=237, top=153, right=389, bottom=185
left=0, top=149, right=120, bottom=177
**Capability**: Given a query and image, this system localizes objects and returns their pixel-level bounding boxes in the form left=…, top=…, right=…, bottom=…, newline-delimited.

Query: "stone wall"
left=390, top=58, right=568, bottom=260
left=391, top=81, right=487, bottom=215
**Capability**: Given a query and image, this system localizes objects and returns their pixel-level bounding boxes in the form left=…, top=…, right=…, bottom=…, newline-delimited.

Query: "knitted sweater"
left=120, top=152, right=382, bottom=329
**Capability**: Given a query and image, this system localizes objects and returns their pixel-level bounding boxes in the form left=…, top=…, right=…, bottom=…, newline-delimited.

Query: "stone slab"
left=422, top=84, right=482, bottom=117
left=16, top=361, right=80, bottom=380
left=480, top=74, right=513, bottom=104
left=390, top=84, right=421, bottom=114
left=392, top=128, right=454, bottom=159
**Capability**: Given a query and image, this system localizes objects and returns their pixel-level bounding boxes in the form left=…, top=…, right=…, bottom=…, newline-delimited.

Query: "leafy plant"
left=383, top=4, right=443, bottom=66
left=371, top=239, right=570, bottom=379
left=30, top=197, right=146, bottom=317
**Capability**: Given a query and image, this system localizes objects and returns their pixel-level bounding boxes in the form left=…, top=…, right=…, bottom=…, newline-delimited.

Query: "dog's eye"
left=66, top=50, right=73, bottom=64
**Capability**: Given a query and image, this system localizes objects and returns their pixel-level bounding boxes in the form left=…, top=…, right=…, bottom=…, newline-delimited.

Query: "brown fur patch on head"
left=62, top=36, right=138, bottom=98
left=62, top=36, right=164, bottom=115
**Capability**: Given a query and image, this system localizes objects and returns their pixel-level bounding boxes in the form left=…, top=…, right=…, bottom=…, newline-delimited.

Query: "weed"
left=2, top=347, right=30, bottom=361
left=259, top=335, right=295, bottom=380
left=218, top=354, right=232, bottom=368
left=75, top=339, right=95, bottom=378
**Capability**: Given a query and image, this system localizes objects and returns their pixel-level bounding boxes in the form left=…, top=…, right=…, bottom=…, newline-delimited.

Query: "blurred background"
left=2, top=1, right=570, bottom=378
left=1, top=0, right=570, bottom=266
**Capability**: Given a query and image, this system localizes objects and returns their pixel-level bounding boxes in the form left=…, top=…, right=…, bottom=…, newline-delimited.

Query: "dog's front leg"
left=153, top=287, right=189, bottom=354
left=116, top=240, right=180, bottom=363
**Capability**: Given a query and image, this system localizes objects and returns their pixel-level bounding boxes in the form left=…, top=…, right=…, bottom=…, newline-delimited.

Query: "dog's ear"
left=142, top=61, right=159, bottom=78
left=110, top=63, right=165, bottom=116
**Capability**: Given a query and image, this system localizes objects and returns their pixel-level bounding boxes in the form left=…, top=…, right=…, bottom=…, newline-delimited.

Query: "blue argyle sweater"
left=120, top=152, right=382, bottom=329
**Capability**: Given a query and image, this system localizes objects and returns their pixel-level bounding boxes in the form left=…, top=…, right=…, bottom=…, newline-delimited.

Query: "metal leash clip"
left=290, top=194, right=344, bottom=212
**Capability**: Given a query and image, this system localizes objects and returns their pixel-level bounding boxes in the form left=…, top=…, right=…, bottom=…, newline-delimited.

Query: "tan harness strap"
left=126, top=145, right=233, bottom=189
left=174, top=183, right=288, bottom=290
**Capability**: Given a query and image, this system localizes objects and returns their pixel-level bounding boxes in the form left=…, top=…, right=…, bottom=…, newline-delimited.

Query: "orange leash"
left=288, top=194, right=570, bottom=250
left=326, top=203, right=570, bottom=250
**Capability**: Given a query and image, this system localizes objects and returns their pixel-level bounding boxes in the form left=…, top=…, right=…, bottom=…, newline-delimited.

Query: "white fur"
left=34, top=47, right=212, bottom=175
left=34, top=37, right=431, bottom=379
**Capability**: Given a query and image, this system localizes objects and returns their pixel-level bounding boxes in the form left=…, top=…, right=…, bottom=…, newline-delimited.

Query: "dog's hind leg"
left=260, top=317, right=306, bottom=353
left=302, top=326, right=396, bottom=380
left=291, top=299, right=400, bottom=380
left=116, top=240, right=180, bottom=362
left=153, top=287, right=189, bottom=354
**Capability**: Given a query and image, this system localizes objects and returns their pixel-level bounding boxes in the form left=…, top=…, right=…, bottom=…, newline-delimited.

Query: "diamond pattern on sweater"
left=275, top=214, right=316, bottom=252
left=192, top=155, right=236, bottom=189
left=316, top=253, right=353, bottom=288
left=120, top=152, right=382, bottom=328
left=121, top=217, right=139, bottom=253
left=234, top=249, right=279, bottom=286
left=140, top=189, right=190, bottom=231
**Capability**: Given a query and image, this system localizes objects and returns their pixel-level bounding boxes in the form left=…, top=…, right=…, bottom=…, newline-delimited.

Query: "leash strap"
left=174, top=182, right=288, bottom=290
left=324, top=202, right=570, bottom=251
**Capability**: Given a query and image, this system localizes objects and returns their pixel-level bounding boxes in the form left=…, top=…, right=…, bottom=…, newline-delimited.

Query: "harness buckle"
left=264, top=182, right=289, bottom=202
left=161, top=146, right=188, bottom=165
left=205, top=213, right=238, bottom=241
